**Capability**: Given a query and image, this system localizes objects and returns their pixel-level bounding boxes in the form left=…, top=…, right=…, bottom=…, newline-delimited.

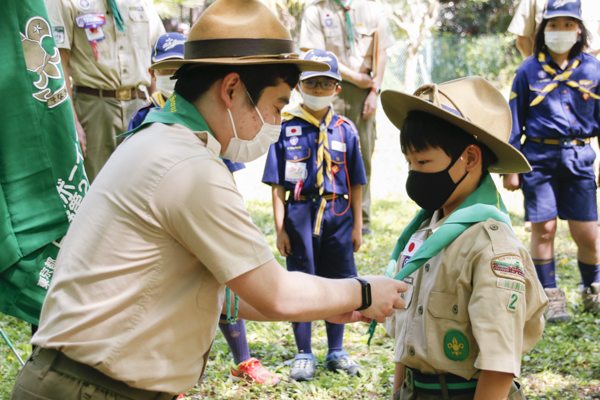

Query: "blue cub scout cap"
left=300, top=49, right=342, bottom=82
left=543, top=0, right=582, bottom=21
left=151, top=32, right=187, bottom=65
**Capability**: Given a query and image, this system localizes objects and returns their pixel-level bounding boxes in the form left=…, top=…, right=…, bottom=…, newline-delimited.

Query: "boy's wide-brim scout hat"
left=543, top=0, right=582, bottom=21
left=151, top=0, right=329, bottom=72
left=381, top=76, right=531, bottom=174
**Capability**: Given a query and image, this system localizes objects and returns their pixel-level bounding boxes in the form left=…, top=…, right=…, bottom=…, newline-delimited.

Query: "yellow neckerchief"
left=282, top=105, right=334, bottom=195
left=150, top=91, right=167, bottom=108
left=530, top=53, right=600, bottom=106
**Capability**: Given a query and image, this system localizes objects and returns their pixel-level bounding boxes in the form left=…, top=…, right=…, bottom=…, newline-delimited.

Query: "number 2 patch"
left=507, top=292, right=519, bottom=312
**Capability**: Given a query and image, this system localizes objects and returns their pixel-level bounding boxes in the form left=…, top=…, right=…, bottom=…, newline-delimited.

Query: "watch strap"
left=353, top=276, right=372, bottom=311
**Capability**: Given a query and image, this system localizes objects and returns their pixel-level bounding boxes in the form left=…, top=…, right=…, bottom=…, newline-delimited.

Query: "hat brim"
left=151, top=57, right=330, bottom=72
left=300, top=71, right=342, bottom=81
left=152, top=54, right=184, bottom=64
left=543, top=11, right=582, bottom=20
left=381, top=90, right=531, bottom=174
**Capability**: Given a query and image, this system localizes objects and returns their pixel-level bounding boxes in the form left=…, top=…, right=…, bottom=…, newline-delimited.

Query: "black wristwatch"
left=353, top=276, right=372, bottom=311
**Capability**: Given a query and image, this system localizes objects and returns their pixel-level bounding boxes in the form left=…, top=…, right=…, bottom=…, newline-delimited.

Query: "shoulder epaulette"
left=515, top=55, right=536, bottom=71
left=338, top=115, right=358, bottom=134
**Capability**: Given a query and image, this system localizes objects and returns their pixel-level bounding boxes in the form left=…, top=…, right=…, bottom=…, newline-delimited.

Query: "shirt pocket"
left=354, top=25, right=376, bottom=58
left=128, top=3, right=150, bottom=44
left=284, top=136, right=311, bottom=163
left=571, top=80, right=596, bottom=115
left=426, top=291, right=477, bottom=371
left=528, top=81, right=552, bottom=115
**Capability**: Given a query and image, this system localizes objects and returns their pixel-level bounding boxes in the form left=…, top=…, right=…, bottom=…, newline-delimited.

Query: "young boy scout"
left=262, top=49, right=367, bottom=381
left=380, top=77, right=548, bottom=400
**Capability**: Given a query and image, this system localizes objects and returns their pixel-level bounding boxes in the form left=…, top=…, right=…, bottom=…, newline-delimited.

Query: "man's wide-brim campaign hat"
left=381, top=76, right=531, bottom=174
left=152, top=0, right=329, bottom=72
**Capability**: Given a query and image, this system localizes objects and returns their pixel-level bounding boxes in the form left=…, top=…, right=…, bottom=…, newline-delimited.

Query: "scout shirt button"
left=336, top=157, right=340, bottom=161
left=490, top=224, right=498, bottom=230
left=563, top=90, right=567, bottom=94
left=566, top=106, right=570, bottom=110
left=315, top=139, right=318, bottom=143
left=315, top=183, right=319, bottom=188
left=418, top=306, right=423, bottom=315
left=453, top=305, right=458, bottom=314
left=409, top=346, right=416, bottom=356
left=294, top=155, right=298, bottom=160
left=425, top=263, right=430, bottom=272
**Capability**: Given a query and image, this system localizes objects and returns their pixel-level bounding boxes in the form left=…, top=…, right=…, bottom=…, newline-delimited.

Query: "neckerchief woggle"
left=366, top=174, right=512, bottom=345
left=121, top=93, right=240, bottom=324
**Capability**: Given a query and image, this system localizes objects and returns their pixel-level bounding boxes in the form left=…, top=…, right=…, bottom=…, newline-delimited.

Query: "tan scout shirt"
left=383, top=211, right=547, bottom=379
left=299, top=0, right=395, bottom=73
left=32, top=123, right=275, bottom=394
left=507, top=0, right=600, bottom=54
left=46, top=0, right=165, bottom=90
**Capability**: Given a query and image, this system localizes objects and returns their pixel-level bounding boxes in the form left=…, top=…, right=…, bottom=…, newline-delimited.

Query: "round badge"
left=290, top=136, right=299, bottom=146
left=79, top=0, right=91, bottom=10
left=538, top=70, right=547, bottom=79
left=444, top=330, right=469, bottom=361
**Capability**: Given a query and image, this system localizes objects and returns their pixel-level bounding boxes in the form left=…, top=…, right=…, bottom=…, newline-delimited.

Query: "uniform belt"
left=33, top=347, right=177, bottom=400
left=528, top=137, right=591, bottom=147
left=290, top=193, right=349, bottom=237
left=405, top=366, right=478, bottom=398
left=75, top=85, right=146, bottom=101
left=297, top=194, right=336, bottom=202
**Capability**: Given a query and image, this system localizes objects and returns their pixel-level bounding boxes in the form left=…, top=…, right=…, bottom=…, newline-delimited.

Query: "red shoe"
left=230, top=357, right=280, bottom=385
left=176, top=395, right=185, bottom=399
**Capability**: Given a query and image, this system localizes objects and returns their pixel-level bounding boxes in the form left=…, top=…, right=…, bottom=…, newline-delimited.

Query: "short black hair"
left=173, top=63, right=301, bottom=105
left=400, top=111, right=498, bottom=179
left=534, top=18, right=589, bottom=59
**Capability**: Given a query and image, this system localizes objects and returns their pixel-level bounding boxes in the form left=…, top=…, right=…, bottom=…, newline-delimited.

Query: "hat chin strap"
left=415, top=84, right=467, bottom=121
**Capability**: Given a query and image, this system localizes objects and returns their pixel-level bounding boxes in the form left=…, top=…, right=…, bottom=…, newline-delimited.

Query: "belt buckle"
left=559, top=138, right=572, bottom=148
left=116, top=88, right=132, bottom=101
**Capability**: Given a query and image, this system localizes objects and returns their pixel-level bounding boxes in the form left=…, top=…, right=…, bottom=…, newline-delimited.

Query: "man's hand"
left=326, top=310, right=371, bottom=325
left=276, top=229, right=291, bottom=257
left=359, top=276, right=407, bottom=323
left=362, top=91, right=378, bottom=119
left=352, top=71, right=374, bottom=90
left=351, top=226, right=362, bottom=252
left=75, top=118, right=87, bottom=157
left=502, top=174, right=520, bottom=191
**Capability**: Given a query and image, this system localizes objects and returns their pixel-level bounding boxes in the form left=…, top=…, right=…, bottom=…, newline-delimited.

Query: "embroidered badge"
left=507, top=292, right=519, bottom=312
left=52, top=26, right=65, bottom=44
left=444, top=330, right=469, bottom=361
left=79, top=0, right=91, bottom=10
left=286, top=126, right=302, bottom=136
left=491, top=255, right=525, bottom=283
left=332, top=164, right=340, bottom=175
left=510, top=91, right=517, bottom=100
left=496, top=278, right=525, bottom=293
left=582, top=92, right=590, bottom=101
left=290, top=136, right=299, bottom=146
left=538, top=70, right=547, bottom=79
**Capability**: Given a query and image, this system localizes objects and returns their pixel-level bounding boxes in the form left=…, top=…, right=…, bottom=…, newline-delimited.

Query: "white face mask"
left=155, top=74, right=176, bottom=98
left=299, top=87, right=334, bottom=111
left=545, top=30, right=578, bottom=54
left=222, top=90, right=281, bottom=163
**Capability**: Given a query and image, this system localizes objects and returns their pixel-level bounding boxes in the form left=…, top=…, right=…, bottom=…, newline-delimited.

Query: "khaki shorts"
left=393, top=380, right=525, bottom=400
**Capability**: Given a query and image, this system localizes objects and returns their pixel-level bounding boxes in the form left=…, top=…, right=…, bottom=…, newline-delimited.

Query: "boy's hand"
left=359, top=276, right=407, bottom=323
left=502, top=173, right=520, bottom=191
left=276, top=229, right=291, bottom=257
left=352, top=226, right=362, bottom=252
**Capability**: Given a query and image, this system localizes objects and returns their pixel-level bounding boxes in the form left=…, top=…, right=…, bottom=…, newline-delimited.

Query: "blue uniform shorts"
left=284, top=196, right=356, bottom=279
left=521, top=140, right=598, bottom=223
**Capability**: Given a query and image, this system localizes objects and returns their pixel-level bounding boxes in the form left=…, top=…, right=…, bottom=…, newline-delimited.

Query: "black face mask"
left=405, top=155, right=469, bottom=211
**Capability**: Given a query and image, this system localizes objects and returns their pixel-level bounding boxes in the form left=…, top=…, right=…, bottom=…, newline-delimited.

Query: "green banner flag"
left=0, top=0, right=88, bottom=325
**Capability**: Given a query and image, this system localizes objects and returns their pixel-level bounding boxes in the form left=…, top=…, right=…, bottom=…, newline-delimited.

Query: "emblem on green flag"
left=444, top=330, right=469, bottom=361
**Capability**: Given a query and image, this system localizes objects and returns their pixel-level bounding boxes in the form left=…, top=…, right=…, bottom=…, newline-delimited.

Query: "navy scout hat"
left=151, top=33, right=187, bottom=65
left=543, top=0, right=582, bottom=21
left=300, top=50, right=342, bottom=81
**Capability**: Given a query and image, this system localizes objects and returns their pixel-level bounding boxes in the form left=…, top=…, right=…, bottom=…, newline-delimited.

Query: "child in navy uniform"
left=262, top=49, right=367, bottom=381
left=504, top=0, right=600, bottom=322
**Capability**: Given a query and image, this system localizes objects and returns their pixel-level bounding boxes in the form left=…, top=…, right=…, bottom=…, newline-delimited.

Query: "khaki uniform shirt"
left=383, top=211, right=547, bottom=379
left=507, top=0, right=600, bottom=54
left=299, top=0, right=395, bottom=73
left=46, top=0, right=165, bottom=90
left=32, top=123, right=275, bottom=395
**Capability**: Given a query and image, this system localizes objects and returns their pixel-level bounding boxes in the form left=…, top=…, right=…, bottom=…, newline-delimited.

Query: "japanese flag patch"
left=491, top=255, right=525, bottom=283
left=286, top=126, right=302, bottom=137
left=401, top=238, right=423, bottom=267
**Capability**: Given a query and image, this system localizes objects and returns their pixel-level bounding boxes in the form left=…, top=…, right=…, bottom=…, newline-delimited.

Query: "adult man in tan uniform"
left=46, top=0, right=165, bottom=182
left=11, top=1, right=406, bottom=399
left=508, top=0, right=600, bottom=58
left=299, top=0, right=395, bottom=234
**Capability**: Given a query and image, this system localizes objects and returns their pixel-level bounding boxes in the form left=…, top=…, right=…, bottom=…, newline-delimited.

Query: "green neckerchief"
left=107, top=0, right=126, bottom=33
left=366, top=174, right=512, bottom=344
left=333, top=0, right=355, bottom=53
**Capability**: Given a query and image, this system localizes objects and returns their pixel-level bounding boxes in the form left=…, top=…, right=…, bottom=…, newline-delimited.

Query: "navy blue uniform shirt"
left=509, top=51, right=600, bottom=151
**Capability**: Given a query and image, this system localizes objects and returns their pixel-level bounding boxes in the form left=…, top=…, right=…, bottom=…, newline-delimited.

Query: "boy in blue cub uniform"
left=262, top=50, right=367, bottom=381
left=128, top=32, right=244, bottom=173
left=128, top=33, right=274, bottom=385
left=504, top=0, right=600, bottom=322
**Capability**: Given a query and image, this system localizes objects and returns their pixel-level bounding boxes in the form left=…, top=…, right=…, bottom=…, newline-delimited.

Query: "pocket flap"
left=428, top=291, right=468, bottom=321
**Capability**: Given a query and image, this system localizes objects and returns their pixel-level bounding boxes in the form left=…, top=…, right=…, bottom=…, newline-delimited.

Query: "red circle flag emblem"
left=408, top=243, right=415, bottom=252
left=291, top=128, right=296, bottom=133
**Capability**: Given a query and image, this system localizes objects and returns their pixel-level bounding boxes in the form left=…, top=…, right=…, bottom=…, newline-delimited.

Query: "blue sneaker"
left=325, top=350, right=361, bottom=376
left=290, top=353, right=316, bottom=381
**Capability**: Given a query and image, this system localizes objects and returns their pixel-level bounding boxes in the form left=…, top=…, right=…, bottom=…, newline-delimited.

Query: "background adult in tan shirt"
left=299, top=0, right=395, bottom=234
left=46, top=0, right=165, bottom=182
left=11, top=2, right=407, bottom=399
left=508, top=0, right=600, bottom=57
